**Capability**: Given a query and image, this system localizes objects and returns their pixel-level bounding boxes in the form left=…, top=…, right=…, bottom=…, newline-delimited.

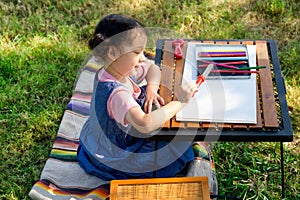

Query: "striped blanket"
left=29, top=61, right=111, bottom=200
left=29, top=58, right=217, bottom=200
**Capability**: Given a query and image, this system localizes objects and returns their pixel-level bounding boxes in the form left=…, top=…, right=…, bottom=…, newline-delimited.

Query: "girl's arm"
left=126, top=101, right=184, bottom=133
left=143, top=61, right=165, bottom=113
left=144, top=60, right=161, bottom=86
left=125, top=82, right=198, bottom=134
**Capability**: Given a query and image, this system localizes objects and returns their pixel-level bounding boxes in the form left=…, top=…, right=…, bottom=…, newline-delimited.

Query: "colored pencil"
left=201, top=50, right=246, bottom=51
left=236, top=66, right=266, bottom=70
left=221, top=61, right=248, bottom=65
left=211, top=69, right=259, bottom=74
left=199, top=52, right=246, bottom=57
left=198, top=61, right=249, bottom=68
left=198, top=65, right=266, bottom=70
left=199, top=60, right=238, bottom=69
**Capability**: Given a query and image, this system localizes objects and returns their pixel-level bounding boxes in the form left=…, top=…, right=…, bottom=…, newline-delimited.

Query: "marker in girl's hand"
left=193, top=64, right=214, bottom=97
left=196, top=64, right=214, bottom=87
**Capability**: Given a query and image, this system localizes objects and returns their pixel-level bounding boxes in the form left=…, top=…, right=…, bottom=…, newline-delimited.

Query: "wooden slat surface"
left=215, top=41, right=228, bottom=45
left=201, top=41, right=215, bottom=44
left=160, top=41, right=174, bottom=128
left=171, top=41, right=188, bottom=128
left=227, top=41, right=241, bottom=45
left=256, top=40, right=278, bottom=128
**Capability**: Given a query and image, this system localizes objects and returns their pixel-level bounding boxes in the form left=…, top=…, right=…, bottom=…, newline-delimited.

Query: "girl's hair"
left=89, top=14, right=145, bottom=50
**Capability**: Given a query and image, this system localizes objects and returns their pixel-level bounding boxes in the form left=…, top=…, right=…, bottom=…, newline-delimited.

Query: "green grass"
left=0, top=0, right=299, bottom=199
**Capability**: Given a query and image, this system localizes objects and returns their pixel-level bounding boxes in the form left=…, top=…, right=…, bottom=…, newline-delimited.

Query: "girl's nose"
left=139, top=53, right=146, bottom=62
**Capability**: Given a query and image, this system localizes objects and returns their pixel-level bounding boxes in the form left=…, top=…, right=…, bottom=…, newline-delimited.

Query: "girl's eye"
left=134, top=50, right=143, bottom=55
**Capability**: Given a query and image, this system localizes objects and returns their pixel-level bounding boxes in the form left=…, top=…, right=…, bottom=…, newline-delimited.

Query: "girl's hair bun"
left=89, top=33, right=106, bottom=49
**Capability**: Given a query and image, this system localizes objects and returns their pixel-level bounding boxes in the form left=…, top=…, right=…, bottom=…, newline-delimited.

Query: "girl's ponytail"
left=89, top=33, right=106, bottom=50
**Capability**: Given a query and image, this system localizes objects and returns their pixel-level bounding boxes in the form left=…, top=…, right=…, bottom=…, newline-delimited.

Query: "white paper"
left=176, top=43, right=257, bottom=124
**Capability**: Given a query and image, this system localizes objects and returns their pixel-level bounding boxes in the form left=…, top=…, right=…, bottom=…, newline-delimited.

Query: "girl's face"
left=111, top=31, right=147, bottom=77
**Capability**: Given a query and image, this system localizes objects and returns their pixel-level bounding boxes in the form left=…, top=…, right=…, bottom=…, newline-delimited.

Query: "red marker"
left=196, top=64, right=214, bottom=87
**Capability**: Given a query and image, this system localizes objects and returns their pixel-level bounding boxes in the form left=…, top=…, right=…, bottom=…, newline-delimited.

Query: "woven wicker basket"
left=110, top=176, right=210, bottom=200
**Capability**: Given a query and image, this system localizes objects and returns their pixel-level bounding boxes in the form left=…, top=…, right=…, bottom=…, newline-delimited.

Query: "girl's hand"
left=174, top=82, right=198, bottom=104
left=144, top=83, right=165, bottom=113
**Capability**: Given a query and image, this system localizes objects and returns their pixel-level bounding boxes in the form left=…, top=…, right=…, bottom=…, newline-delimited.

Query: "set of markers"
left=195, top=44, right=265, bottom=79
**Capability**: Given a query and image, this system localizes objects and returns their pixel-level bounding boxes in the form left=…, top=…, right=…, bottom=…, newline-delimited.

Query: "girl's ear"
left=107, top=46, right=121, bottom=61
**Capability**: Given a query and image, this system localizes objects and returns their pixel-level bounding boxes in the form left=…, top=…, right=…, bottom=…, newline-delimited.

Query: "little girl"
left=77, top=14, right=199, bottom=180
